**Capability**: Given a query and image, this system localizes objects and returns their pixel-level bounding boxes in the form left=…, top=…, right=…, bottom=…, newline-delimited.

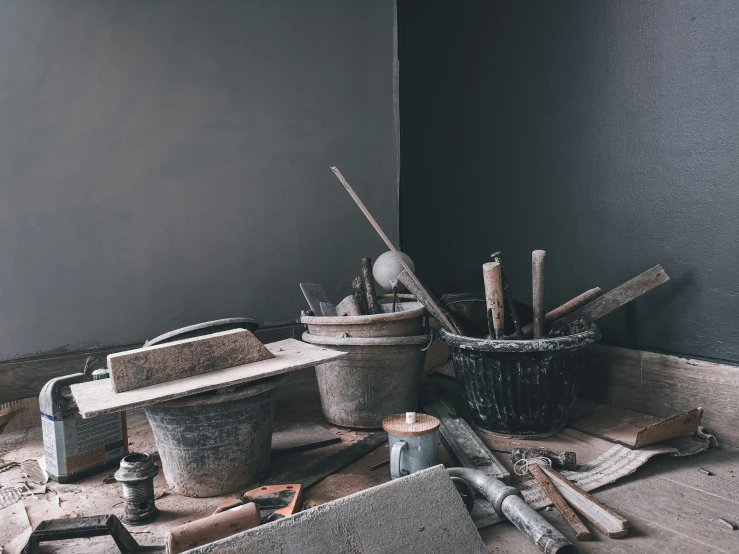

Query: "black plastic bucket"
left=438, top=326, right=600, bottom=437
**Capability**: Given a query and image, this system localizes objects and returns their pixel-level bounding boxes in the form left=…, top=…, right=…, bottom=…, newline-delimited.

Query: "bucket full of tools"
left=302, top=332, right=430, bottom=428
left=439, top=325, right=600, bottom=437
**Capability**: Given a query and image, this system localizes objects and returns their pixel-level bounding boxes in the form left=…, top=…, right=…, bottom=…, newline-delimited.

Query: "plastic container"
left=438, top=326, right=600, bottom=437
left=144, top=376, right=282, bottom=497
left=302, top=332, right=430, bottom=428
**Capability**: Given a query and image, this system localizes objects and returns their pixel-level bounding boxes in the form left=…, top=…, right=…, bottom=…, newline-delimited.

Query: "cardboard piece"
left=569, top=406, right=703, bottom=448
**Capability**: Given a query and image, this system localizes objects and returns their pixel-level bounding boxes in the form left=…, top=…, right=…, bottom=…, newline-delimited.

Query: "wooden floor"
left=1, top=381, right=738, bottom=553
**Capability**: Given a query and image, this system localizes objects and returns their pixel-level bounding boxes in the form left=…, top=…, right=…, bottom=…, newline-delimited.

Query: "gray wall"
left=0, top=0, right=398, bottom=361
left=400, top=0, right=739, bottom=363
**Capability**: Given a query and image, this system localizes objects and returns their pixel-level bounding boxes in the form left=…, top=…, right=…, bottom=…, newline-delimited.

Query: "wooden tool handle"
left=529, top=464, right=592, bottom=541
left=361, top=258, right=381, bottom=315
left=512, top=288, right=602, bottom=339
left=482, top=262, right=504, bottom=338
left=166, top=502, right=260, bottom=554
left=541, top=466, right=629, bottom=538
left=532, top=250, right=547, bottom=338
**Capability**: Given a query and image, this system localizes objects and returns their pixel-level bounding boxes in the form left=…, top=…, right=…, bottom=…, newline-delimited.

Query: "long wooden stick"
left=529, top=464, right=592, bottom=541
left=330, top=166, right=457, bottom=333
left=509, top=287, right=602, bottom=339
left=542, top=466, right=629, bottom=538
left=532, top=250, right=547, bottom=338
left=482, top=262, right=504, bottom=338
left=549, top=265, right=669, bottom=333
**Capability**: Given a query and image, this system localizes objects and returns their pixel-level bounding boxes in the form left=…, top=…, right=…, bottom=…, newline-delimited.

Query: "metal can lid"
left=382, top=412, right=440, bottom=436
left=91, top=368, right=110, bottom=380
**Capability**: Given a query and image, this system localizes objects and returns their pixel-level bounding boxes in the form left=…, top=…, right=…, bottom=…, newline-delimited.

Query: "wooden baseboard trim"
left=582, top=344, right=739, bottom=448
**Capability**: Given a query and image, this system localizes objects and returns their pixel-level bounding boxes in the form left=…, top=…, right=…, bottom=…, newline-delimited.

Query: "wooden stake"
left=331, top=166, right=458, bottom=333
left=532, top=250, right=547, bottom=339
left=482, top=262, right=504, bottom=338
left=529, top=464, right=592, bottom=541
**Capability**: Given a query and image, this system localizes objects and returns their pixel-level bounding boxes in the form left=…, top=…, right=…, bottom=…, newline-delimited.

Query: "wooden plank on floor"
left=641, top=351, right=739, bottom=447
left=70, top=339, right=345, bottom=417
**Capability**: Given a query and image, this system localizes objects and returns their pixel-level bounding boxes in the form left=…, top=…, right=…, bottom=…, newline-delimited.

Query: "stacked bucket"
left=301, top=302, right=429, bottom=428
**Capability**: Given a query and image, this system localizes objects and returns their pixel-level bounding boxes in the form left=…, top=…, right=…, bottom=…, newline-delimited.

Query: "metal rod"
left=447, top=468, right=577, bottom=554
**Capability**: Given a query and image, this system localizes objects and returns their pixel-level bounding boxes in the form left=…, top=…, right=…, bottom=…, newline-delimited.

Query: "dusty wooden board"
left=550, top=264, right=669, bottom=332
left=70, top=339, right=345, bottom=418
left=271, top=424, right=340, bottom=454
left=107, top=329, right=274, bottom=393
left=642, top=350, right=739, bottom=448
left=0, top=325, right=302, bottom=405
left=580, top=343, right=739, bottom=448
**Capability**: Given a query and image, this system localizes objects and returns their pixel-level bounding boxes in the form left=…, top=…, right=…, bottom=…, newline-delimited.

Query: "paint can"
left=40, top=373, right=128, bottom=483
left=382, top=412, right=440, bottom=479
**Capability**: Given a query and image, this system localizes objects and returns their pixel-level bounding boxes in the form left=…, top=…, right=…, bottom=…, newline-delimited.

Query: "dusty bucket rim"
left=438, top=325, right=600, bottom=353
left=302, top=331, right=431, bottom=347
left=300, top=302, right=425, bottom=325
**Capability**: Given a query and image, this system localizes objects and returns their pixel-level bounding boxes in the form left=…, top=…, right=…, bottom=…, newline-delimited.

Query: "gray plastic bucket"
left=302, top=332, right=431, bottom=429
left=143, top=377, right=282, bottom=497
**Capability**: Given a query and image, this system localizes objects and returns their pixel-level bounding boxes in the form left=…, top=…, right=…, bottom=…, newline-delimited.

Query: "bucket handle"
left=390, top=440, right=409, bottom=479
left=419, top=332, right=435, bottom=352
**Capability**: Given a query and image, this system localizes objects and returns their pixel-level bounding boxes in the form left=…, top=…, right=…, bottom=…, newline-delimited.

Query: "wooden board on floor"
left=70, top=339, right=345, bottom=418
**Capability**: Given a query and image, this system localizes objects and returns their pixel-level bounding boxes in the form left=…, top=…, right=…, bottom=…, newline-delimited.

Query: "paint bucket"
left=382, top=412, right=440, bottom=479
left=300, top=302, right=426, bottom=338
left=438, top=326, right=600, bottom=437
left=301, top=332, right=430, bottom=428
left=143, top=376, right=283, bottom=497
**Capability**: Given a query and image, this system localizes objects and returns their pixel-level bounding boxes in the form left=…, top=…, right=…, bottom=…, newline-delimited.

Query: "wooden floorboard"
left=2, top=383, right=738, bottom=553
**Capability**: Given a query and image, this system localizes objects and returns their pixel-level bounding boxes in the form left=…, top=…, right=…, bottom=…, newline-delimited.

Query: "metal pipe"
left=115, top=453, right=160, bottom=525
left=447, top=468, right=577, bottom=554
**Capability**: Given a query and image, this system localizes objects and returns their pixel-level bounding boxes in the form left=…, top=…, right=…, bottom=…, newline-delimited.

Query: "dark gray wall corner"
left=0, top=0, right=398, bottom=361
left=399, top=0, right=739, bottom=362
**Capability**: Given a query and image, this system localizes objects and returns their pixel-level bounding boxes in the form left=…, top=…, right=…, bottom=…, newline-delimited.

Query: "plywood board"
left=70, top=339, right=345, bottom=418
left=108, top=329, right=274, bottom=392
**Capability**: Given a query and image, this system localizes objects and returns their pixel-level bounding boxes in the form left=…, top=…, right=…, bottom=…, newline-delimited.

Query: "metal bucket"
left=300, top=302, right=426, bottom=338
left=143, top=377, right=282, bottom=497
left=438, top=326, right=600, bottom=437
left=302, top=332, right=430, bottom=429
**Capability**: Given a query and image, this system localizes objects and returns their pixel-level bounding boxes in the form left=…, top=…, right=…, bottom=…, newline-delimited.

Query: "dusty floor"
left=1, top=380, right=738, bottom=553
